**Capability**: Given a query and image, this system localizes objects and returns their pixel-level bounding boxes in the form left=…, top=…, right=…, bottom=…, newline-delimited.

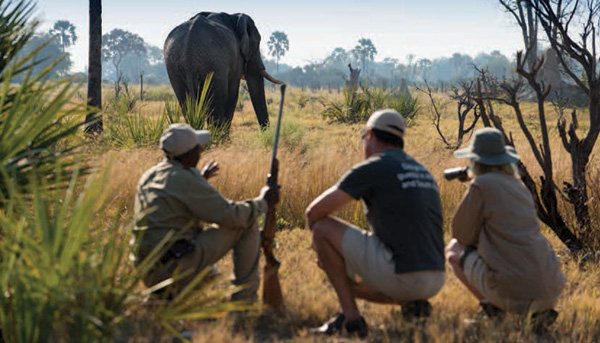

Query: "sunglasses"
left=360, top=128, right=369, bottom=139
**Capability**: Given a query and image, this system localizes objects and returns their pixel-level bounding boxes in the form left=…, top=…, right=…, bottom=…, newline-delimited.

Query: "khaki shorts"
left=341, top=225, right=445, bottom=302
left=463, top=250, right=558, bottom=313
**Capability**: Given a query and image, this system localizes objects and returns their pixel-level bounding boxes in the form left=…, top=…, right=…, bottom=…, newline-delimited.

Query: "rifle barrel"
left=270, top=84, right=286, bottom=173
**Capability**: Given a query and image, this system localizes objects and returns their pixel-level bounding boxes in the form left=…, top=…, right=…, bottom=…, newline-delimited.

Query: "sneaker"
left=401, top=300, right=432, bottom=322
left=530, top=309, right=558, bottom=334
left=345, top=316, right=368, bottom=339
left=310, top=313, right=345, bottom=335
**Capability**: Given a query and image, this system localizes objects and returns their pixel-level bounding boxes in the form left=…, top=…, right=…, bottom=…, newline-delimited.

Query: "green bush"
left=104, top=111, right=167, bottom=148
left=388, top=93, right=420, bottom=124
left=0, top=0, right=85, bottom=199
left=255, top=116, right=308, bottom=153
left=321, top=86, right=370, bottom=123
left=322, top=85, right=419, bottom=124
left=164, top=73, right=229, bottom=146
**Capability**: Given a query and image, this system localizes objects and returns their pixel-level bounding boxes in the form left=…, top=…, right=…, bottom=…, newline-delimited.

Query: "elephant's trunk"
left=246, top=74, right=269, bottom=128
left=261, top=70, right=284, bottom=85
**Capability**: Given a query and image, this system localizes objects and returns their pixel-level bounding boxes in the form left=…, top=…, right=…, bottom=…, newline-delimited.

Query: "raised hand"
left=201, top=160, right=219, bottom=180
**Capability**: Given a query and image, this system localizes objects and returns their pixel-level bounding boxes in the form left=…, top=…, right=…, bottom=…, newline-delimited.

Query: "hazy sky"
left=39, top=0, right=524, bottom=72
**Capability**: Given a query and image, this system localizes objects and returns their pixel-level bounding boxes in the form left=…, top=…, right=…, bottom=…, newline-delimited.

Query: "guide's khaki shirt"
left=133, top=159, right=267, bottom=258
left=452, top=172, right=565, bottom=301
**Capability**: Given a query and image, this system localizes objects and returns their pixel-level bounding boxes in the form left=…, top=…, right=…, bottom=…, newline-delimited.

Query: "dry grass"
left=94, top=85, right=600, bottom=342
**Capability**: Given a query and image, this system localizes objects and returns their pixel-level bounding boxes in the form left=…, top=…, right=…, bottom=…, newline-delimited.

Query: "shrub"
left=104, top=111, right=167, bottom=148
left=321, top=86, right=370, bottom=123
left=388, top=92, right=420, bottom=124
left=322, top=85, right=420, bottom=125
left=255, top=116, right=308, bottom=153
left=0, top=0, right=85, bottom=199
left=163, top=73, right=229, bottom=146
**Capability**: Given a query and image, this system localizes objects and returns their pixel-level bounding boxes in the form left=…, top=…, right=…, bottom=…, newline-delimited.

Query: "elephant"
left=164, top=12, right=283, bottom=130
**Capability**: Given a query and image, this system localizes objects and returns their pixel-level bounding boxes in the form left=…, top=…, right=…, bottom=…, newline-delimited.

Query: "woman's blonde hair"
left=469, top=161, right=519, bottom=178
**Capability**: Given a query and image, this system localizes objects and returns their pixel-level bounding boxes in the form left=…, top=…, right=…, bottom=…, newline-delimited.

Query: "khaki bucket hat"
left=454, top=128, right=519, bottom=165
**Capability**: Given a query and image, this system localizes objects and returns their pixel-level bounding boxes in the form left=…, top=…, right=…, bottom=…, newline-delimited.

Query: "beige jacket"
left=133, top=159, right=267, bottom=258
left=452, top=172, right=565, bottom=300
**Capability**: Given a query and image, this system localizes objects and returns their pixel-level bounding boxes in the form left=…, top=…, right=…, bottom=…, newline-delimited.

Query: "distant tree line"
left=21, top=22, right=515, bottom=89
left=16, top=20, right=168, bottom=85
left=263, top=42, right=515, bottom=90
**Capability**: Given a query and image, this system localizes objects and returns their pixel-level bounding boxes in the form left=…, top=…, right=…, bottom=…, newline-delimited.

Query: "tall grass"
left=92, top=83, right=600, bottom=342
left=104, top=93, right=138, bottom=115
left=143, top=84, right=176, bottom=102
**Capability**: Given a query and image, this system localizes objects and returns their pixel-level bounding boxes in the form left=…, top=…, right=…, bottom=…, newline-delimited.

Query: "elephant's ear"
left=236, top=14, right=260, bottom=62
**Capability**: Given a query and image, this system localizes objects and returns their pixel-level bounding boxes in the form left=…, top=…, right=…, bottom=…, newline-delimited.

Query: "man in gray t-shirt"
left=306, top=109, right=445, bottom=338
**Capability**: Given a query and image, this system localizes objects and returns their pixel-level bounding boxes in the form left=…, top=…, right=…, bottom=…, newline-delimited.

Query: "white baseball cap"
left=159, top=123, right=210, bottom=157
left=366, top=109, right=406, bottom=139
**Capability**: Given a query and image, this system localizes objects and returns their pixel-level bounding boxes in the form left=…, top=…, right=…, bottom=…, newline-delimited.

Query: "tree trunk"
left=85, top=0, right=103, bottom=133
left=518, top=163, right=584, bottom=254
left=346, top=63, right=360, bottom=93
left=571, top=154, right=590, bottom=234
left=140, top=72, right=144, bottom=101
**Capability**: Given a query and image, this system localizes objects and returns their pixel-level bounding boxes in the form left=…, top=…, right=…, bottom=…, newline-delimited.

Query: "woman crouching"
left=445, top=128, right=565, bottom=332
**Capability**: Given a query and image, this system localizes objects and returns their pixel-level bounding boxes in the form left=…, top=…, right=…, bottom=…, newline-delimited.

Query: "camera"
left=443, top=167, right=470, bottom=182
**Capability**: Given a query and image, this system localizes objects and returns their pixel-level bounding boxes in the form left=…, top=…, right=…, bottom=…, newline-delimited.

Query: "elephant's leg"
left=207, top=73, right=231, bottom=130
left=166, top=67, right=189, bottom=113
left=224, top=77, right=241, bottom=125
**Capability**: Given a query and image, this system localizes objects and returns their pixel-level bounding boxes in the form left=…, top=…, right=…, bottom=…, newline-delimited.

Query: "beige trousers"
left=463, top=250, right=559, bottom=314
left=142, top=221, right=261, bottom=301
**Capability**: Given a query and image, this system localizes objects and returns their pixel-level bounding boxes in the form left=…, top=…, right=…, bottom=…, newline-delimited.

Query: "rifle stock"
left=261, top=84, right=286, bottom=311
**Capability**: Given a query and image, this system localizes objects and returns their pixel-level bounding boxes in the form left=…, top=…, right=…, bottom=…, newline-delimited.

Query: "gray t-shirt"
left=337, top=149, right=445, bottom=273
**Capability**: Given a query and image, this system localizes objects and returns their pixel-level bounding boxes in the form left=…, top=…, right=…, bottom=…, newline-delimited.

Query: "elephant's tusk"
left=261, top=70, right=284, bottom=85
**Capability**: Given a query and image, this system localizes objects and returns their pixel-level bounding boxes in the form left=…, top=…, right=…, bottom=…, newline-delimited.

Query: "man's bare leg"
left=351, top=282, right=401, bottom=305
left=311, top=216, right=360, bottom=321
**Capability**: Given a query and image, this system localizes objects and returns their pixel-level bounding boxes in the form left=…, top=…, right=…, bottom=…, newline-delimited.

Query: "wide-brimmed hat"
left=159, top=123, right=210, bottom=157
left=366, top=109, right=406, bottom=139
left=454, top=128, right=520, bottom=165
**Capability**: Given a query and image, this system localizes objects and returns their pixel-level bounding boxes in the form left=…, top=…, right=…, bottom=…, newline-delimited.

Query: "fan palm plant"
left=0, top=0, right=85, bottom=202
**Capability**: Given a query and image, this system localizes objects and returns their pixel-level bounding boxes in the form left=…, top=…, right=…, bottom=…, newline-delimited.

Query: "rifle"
left=261, top=84, right=286, bottom=311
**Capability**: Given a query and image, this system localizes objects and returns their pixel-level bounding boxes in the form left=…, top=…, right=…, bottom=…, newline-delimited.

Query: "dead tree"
left=470, top=0, right=600, bottom=254
left=139, top=71, right=144, bottom=101
left=473, top=60, right=584, bottom=254
left=500, top=0, right=539, bottom=71
left=418, top=80, right=480, bottom=150
left=346, top=63, right=360, bottom=93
